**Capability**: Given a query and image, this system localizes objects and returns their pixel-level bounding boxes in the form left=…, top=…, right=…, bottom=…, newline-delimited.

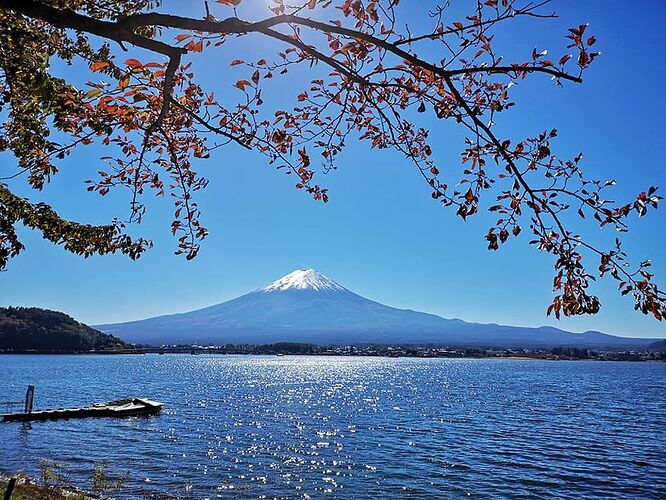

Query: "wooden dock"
left=1, top=395, right=163, bottom=423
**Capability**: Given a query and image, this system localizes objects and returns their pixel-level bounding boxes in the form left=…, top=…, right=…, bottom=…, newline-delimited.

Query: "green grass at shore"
left=1, top=477, right=89, bottom=500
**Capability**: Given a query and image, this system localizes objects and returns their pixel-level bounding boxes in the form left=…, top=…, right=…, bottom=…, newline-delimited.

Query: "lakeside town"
left=4, top=342, right=658, bottom=362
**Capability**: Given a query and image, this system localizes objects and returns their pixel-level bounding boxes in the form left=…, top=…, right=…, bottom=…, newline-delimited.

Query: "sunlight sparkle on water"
left=0, top=355, right=664, bottom=499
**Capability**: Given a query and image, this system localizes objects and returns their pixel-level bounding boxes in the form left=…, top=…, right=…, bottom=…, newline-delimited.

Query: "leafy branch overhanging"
left=0, top=0, right=663, bottom=320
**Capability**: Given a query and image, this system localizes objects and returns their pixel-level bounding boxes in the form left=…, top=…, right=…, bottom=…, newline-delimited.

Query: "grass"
left=1, top=476, right=89, bottom=500
left=2, top=458, right=130, bottom=499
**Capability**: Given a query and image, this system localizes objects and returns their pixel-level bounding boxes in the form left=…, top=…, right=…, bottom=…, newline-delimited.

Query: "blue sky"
left=1, top=0, right=664, bottom=338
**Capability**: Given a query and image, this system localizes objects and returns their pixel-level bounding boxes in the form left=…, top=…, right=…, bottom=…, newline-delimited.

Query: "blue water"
left=0, top=355, right=664, bottom=499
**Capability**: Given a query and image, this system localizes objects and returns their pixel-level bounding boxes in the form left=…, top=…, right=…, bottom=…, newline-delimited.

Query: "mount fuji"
left=96, top=269, right=658, bottom=348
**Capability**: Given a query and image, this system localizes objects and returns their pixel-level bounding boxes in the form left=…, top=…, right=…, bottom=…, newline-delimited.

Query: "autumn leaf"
left=188, top=40, right=203, bottom=53
left=89, top=61, right=109, bottom=72
left=235, top=79, right=252, bottom=91
left=124, top=58, right=142, bottom=68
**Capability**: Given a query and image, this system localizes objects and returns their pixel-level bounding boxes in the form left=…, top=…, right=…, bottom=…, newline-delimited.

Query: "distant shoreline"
left=0, top=345, right=664, bottom=362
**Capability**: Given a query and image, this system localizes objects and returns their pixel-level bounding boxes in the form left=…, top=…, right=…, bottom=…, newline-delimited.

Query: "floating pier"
left=1, top=387, right=162, bottom=422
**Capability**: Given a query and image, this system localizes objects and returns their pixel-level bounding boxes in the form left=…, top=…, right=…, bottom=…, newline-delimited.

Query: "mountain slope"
left=0, top=307, right=126, bottom=352
left=648, top=339, right=666, bottom=352
left=97, top=269, right=660, bottom=348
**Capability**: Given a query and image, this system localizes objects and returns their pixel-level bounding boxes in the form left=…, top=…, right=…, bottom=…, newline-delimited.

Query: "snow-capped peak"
left=260, top=269, right=347, bottom=293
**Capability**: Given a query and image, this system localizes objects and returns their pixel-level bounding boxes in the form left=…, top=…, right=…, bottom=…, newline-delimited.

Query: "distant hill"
left=97, top=269, right=660, bottom=350
left=0, top=307, right=126, bottom=352
left=649, top=339, right=666, bottom=352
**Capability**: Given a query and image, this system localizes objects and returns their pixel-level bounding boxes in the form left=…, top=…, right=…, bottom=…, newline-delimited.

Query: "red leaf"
left=559, top=54, right=571, bottom=65
left=90, top=61, right=109, bottom=72
left=235, top=79, right=252, bottom=91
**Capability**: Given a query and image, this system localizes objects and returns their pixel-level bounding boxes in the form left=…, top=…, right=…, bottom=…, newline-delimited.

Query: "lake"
left=0, top=355, right=664, bottom=498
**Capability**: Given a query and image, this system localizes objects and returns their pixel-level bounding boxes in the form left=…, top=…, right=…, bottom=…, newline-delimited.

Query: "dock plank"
left=1, top=398, right=163, bottom=422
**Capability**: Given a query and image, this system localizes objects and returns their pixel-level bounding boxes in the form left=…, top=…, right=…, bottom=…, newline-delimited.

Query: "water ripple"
left=0, top=355, right=664, bottom=498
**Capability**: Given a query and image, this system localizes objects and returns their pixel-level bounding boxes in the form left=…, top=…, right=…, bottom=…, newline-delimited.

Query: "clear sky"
left=1, top=0, right=664, bottom=338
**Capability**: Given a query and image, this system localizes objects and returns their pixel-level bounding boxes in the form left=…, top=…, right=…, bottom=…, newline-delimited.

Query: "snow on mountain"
left=96, top=269, right=658, bottom=349
left=260, top=269, right=347, bottom=293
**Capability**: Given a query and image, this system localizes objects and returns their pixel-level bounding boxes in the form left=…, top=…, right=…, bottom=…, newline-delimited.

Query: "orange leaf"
left=235, top=79, right=251, bottom=91
left=90, top=61, right=109, bottom=72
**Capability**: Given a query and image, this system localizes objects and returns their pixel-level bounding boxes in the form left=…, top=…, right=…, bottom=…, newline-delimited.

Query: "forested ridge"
left=0, top=307, right=126, bottom=351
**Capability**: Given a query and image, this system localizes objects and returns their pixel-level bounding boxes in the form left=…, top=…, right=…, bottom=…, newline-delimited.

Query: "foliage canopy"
left=0, top=306, right=126, bottom=351
left=0, top=0, right=663, bottom=320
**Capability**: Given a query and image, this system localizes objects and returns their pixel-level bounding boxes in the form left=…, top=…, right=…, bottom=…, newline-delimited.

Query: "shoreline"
left=0, top=349, right=663, bottom=362
left=0, top=472, right=93, bottom=500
